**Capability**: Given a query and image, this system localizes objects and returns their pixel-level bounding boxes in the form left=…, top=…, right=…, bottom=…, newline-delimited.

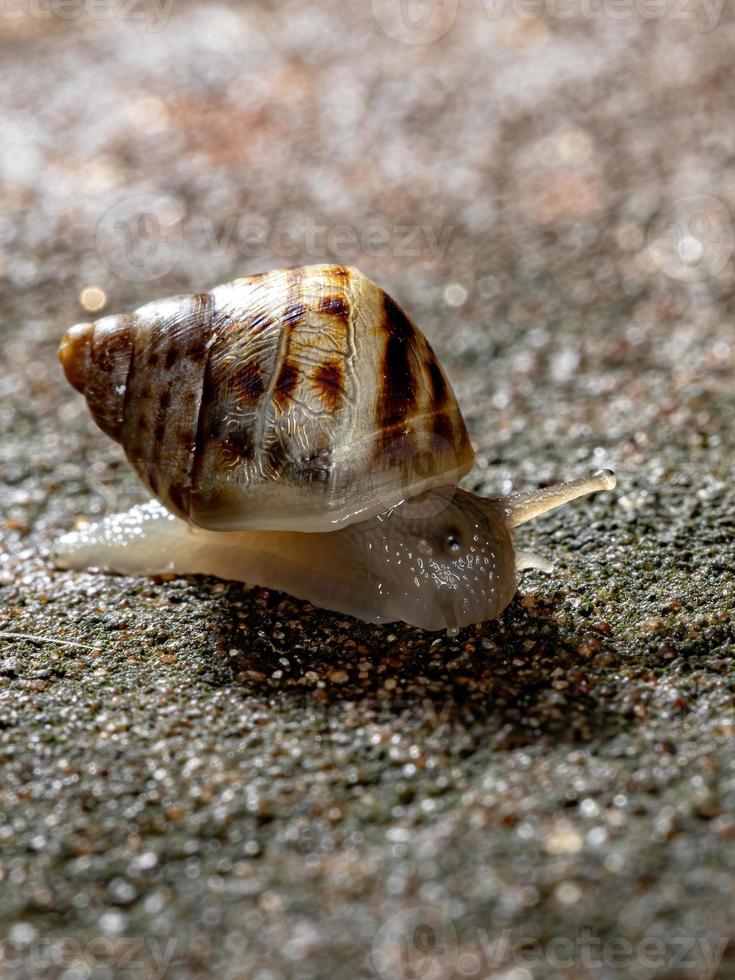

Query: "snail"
left=54, top=264, right=616, bottom=633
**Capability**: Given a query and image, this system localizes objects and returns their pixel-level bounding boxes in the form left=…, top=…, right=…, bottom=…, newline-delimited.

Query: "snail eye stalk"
left=504, top=470, right=617, bottom=528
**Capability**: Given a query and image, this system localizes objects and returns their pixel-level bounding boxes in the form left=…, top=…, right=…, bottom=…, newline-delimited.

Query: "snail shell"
left=55, top=265, right=616, bottom=632
left=59, top=265, right=473, bottom=532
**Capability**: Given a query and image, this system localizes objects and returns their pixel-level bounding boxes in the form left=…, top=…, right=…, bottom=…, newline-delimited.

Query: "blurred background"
left=1, top=2, right=734, bottom=978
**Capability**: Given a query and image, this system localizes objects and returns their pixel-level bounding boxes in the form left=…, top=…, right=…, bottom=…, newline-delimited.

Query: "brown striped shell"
left=59, top=265, right=474, bottom=532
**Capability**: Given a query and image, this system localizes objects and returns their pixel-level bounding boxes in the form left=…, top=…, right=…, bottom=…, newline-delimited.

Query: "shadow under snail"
left=54, top=264, right=616, bottom=634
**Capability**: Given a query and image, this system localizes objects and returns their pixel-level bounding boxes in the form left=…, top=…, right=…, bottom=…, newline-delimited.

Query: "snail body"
left=55, top=264, right=616, bottom=632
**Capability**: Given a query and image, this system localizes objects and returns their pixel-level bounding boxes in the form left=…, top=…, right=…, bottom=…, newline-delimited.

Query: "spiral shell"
left=59, top=265, right=474, bottom=532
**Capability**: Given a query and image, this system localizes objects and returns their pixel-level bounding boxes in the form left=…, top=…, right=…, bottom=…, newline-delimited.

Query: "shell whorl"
left=60, top=265, right=474, bottom=532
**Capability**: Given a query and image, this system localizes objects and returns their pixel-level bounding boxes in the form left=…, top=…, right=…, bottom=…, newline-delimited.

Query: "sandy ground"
left=1, top=2, right=734, bottom=978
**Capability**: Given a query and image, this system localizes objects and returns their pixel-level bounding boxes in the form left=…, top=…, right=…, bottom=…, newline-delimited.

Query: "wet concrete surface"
left=0, top=2, right=734, bottom=977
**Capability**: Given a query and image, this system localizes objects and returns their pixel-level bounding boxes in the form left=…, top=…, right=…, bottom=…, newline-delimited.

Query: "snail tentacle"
left=504, top=470, right=617, bottom=528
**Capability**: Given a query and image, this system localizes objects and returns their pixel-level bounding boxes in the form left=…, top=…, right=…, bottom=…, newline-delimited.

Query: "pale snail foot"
left=52, top=469, right=618, bottom=633
left=51, top=502, right=435, bottom=629
left=53, top=501, right=189, bottom=576
left=51, top=490, right=519, bottom=633
left=514, top=550, right=554, bottom=574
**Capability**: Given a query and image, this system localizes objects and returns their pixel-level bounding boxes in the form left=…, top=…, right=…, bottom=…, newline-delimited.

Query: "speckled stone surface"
left=1, top=3, right=734, bottom=978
